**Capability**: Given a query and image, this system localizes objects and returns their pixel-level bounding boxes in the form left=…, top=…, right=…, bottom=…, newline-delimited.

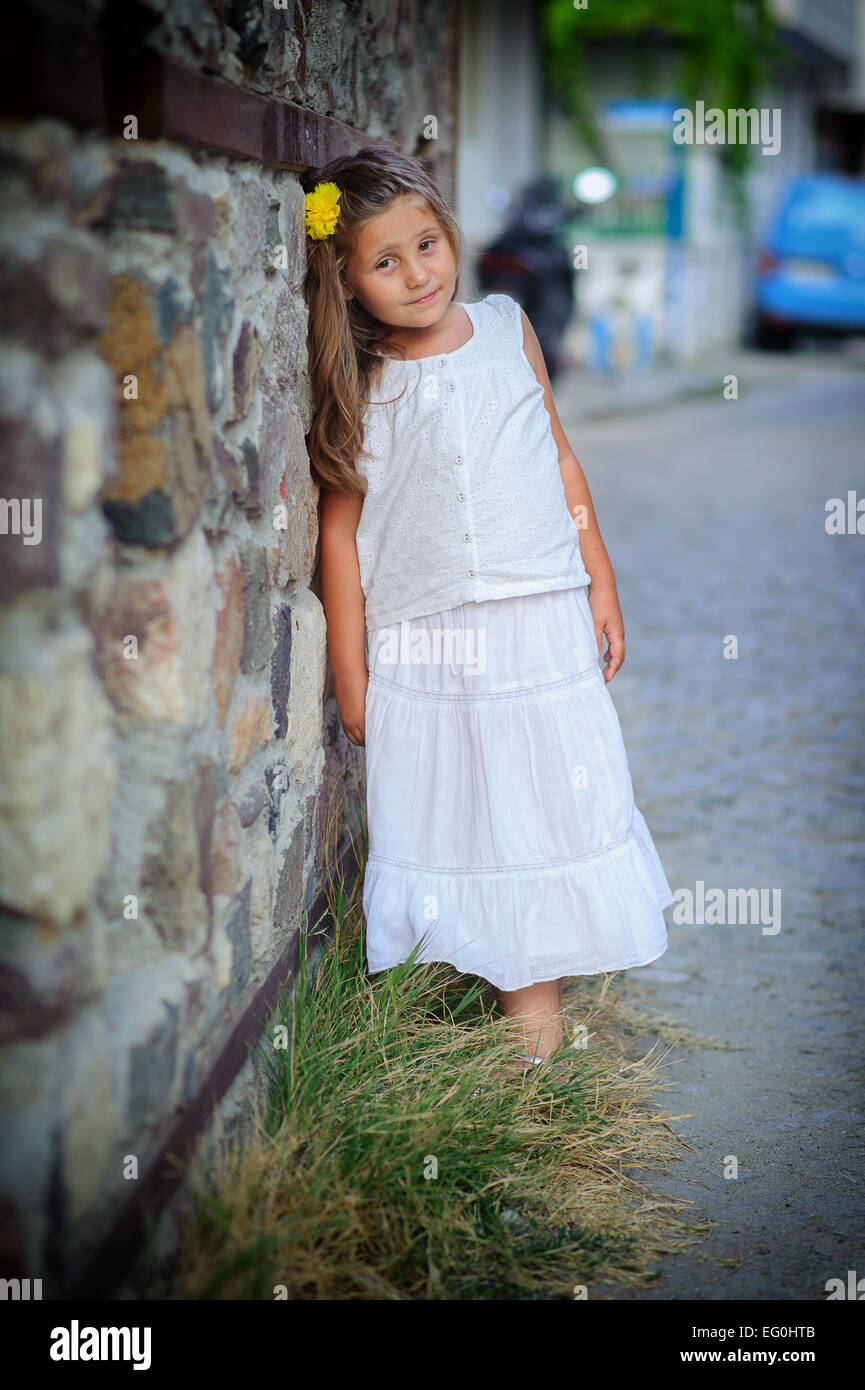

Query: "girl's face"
left=343, top=196, right=456, bottom=335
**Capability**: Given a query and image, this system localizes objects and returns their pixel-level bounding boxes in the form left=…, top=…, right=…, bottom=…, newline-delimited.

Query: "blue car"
left=749, top=174, right=865, bottom=348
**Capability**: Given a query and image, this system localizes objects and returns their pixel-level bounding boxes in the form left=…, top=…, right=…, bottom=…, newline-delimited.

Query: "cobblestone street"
left=558, top=347, right=865, bottom=1301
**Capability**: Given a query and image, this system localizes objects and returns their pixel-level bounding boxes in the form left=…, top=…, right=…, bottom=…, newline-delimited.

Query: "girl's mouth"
left=411, top=289, right=437, bottom=304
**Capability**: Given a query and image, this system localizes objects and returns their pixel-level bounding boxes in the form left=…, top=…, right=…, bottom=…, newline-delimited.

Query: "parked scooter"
left=477, top=177, right=581, bottom=380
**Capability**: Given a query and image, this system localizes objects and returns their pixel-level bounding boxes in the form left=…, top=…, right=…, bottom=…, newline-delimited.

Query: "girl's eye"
left=375, top=238, right=436, bottom=271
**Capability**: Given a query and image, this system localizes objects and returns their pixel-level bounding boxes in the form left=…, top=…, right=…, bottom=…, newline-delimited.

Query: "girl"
left=303, top=146, right=674, bottom=1075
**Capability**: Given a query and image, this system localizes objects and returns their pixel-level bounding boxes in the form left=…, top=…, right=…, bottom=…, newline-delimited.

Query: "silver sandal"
left=518, top=1053, right=547, bottom=1072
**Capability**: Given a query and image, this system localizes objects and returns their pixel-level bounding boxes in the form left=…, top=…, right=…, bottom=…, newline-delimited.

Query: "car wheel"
left=752, top=311, right=795, bottom=351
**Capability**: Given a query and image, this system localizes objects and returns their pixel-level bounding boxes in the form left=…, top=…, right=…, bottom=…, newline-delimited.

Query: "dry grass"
left=153, top=768, right=708, bottom=1300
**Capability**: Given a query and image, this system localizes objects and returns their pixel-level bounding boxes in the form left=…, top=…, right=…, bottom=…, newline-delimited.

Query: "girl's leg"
left=494, top=979, right=564, bottom=1060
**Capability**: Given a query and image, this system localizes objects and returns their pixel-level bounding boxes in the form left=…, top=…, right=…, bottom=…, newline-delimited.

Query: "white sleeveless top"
left=354, top=292, right=590, bottom=631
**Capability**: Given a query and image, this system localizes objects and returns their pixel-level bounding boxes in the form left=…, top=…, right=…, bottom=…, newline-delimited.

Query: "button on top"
left=439, top=357, right=446, bottom=367
left=464, top=534, right=470, bottom=542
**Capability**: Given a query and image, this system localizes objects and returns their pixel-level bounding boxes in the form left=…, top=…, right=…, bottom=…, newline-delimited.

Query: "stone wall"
left=0, top=0, right=457, bottom=1294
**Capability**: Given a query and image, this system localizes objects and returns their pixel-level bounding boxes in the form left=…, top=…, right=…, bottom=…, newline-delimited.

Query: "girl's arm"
left=319, top=486, right=369, bottom=744
left=519, top=308, right=625, bottom=683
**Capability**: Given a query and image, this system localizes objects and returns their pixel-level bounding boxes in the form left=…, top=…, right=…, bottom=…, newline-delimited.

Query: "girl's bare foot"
left=493, top=978, right=564, bottom=1065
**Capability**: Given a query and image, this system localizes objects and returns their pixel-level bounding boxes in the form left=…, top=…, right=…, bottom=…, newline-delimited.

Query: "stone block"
left=224, top=878, right=251, bottom=1007
left=228, top=320, right=262, bottom=423
left=203, top=435, right=242, bottom=538
left=235, top=438, right=261, bottom=511
left=272, top=814, right=306, bottom=947
left=272, top=410, right=320, bottom=586
left=97, top=274, right=168, bottom=544
left=0, top=910, right=108, bottom=1046
left=247, top=815, right=275, bottom=966
left=264, top=202, right=282, bottom=275
left=128, top=999, right=180, bottom=1127
left=249, top=393, right=295, bottom=520
left=0, top=422, right=61, bottom=603
left=228, top=694, right=273, bottom=775
left=60, top=505, right=112, bottom=595
left=193, top=245, right=234, bottom=411
left=264, top=760, right=290, bottom=840
left=238, top=777, right=267, bottom=829
left=61, top=419, right=101, bottom=512
left=153, top=277, right=189, bottom=346
left=212, top=192, right=231, bottom=244
left=102, top=162, right=174, bottom=232
left=97, top=276, right=164, bottom=442
left=270, top=601, right=292, bottom=741
left=0, top=118, right=74, bottom=200
left=100, top=489, right=178, bottom=548
left=160, top=320, right=212, bottom=539
left=239, top=543, right=271, bottom=676
left=0, top=621, right=115, bottom=927
left=0, top=238, right=110, bottom=356
left=68, top=145, right=118, bottom=228
left=91, top=528, right=215, bottom=725
left=56, top=349, right=116, bottom=514
left=102, top=963, right=193, bottom=1134
left=98, top=277, right=208, bottom=548
left=163, top=322, right=211, bottom=467
left=229, top=174, right=269, bottom=278
left=171, top=178, right=216, bottom=244
left=0, top=1033, right=56, bottom=1113
left=213, top=553, right=244, bottom=726
left=46, top=240, right=111, bottom=336
left=212, top=796, right=240, bottom=899
left=281, top=588, right=326, bottom=772
left=59, top=1008, right=122, bottom=1230
left=230, top=2, right=267, bottom=64
left=139, top=772, right=210, bottom=954
left=269, top=283, right=307, bottom=399
left=92, top=578, right=172, bottom=718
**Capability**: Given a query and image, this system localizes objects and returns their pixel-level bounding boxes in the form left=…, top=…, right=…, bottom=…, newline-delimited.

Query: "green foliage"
left=542, top=0, right=788, bottom=182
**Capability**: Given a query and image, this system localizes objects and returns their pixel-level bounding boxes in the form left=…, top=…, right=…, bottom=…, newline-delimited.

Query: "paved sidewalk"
left=557, top=340, right=865, bottom=422
left=555, top=348, right=865, bottom=1301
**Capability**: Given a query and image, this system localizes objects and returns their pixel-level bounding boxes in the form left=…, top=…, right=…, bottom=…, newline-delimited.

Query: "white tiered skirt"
left=361, top=583, right=673, bottom=992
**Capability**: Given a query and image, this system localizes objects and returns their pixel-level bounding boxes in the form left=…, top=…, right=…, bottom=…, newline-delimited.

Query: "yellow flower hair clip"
left=305, top=181, right=341, bottom=240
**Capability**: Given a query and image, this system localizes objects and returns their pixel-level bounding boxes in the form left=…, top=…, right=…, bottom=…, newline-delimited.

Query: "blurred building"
left=455, top=0, right=546, bottom=283
left=456, top=0, right=865, bottom=363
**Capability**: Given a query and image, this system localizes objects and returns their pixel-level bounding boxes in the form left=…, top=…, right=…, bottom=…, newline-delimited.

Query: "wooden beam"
left=1, top=3, right=367, bottom=169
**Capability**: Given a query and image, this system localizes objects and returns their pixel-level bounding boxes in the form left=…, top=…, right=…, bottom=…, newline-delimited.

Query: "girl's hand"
left=333, top=666, right=369, bottom=746
left=588, top=581, right=625, bottom=682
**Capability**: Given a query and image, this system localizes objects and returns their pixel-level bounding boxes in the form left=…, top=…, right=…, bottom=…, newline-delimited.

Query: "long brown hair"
left=301, top=144, right=463, bottom=496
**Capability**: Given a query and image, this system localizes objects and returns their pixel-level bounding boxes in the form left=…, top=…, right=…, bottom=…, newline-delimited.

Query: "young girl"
left=302, top=146, right=674, bottom=1074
